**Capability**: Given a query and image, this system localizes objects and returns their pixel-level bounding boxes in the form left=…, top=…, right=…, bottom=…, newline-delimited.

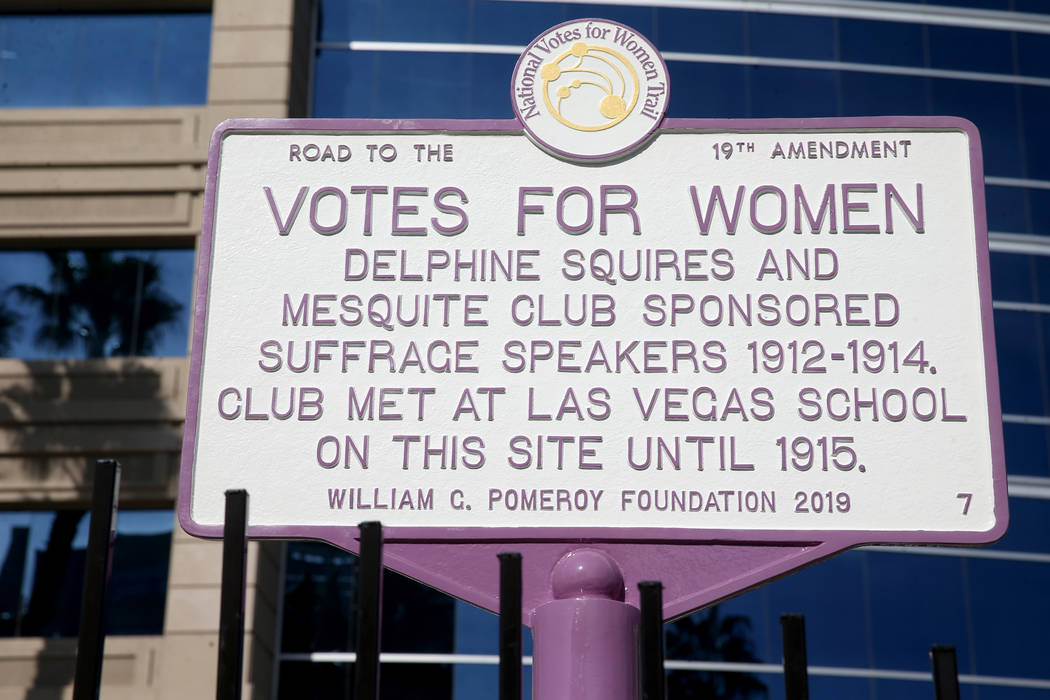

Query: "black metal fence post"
left=639, top=580, right=665, bottom=700
left=781, top=613, right=810, bottom=700
left=72, top=459, right=120, bottom=700
left=931, top=645, right=961, bottom=700
left=498, top=552, right=523, bottom=700
left=354, top=521, right=383, bottom=700
left=216, top=490, right=249, bottom=700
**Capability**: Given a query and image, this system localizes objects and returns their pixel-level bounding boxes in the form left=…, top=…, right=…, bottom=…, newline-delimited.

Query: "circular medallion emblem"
left=512, top=19, right=670, bottom=161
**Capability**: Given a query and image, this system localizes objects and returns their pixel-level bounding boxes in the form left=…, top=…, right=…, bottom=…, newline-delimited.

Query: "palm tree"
left=9, top=250, right=182, bottom=357
left=666, top=605, right=768, bottom=699
left=4, top=249, right=183, bottom=634
left=0, top=293, right=20, bottom=355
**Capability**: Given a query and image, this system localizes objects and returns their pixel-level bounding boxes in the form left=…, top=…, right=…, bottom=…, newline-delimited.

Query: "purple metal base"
left=327, top=533, right=839, bottom=700
left=319, top=529, right=840, bottom=624
left=533, top=550, right=639, bottom=700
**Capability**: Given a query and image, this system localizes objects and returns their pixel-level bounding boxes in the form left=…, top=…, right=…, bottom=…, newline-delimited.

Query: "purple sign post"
left=179, top=19, right=1007, bottom=700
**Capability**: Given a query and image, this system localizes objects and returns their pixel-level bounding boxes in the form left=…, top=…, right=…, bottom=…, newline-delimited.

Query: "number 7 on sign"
left=956, top=493, right=973, bottom=515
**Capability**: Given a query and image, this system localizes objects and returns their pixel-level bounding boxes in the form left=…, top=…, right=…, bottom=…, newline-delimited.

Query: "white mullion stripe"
left=278, top=652, right=1050, bottom=689
left=961, top=674, right=1050, bottom=690
left=661, top=50, right=1050, bottom=88
left=989, top=233, right=1050, bottom=257
left=1003, top=415, right=1050, bottom=425
left=320, top=39, right=1050, bottom=89
left=986, top=176, right=1050, bottom=191
left=665, top=660, right=785, bottom=674
left=993, top=300, right=1050, bottom=313
left=324, top=40, right=524, bottom=55
left=1008, top=483, right=1050, bottom=500
left=282, top=652, right=518, bottom=665
left=1009, top=474, right=1050, bottom=499
left=1008, top=473, right=1050, bottom=499
left=802, top=664, right=930, bottom=682
left=494, top=0, right=1050, bottom=36
left=863, top=545, right=1050, bottom=563
left=1011, top=475, right=1050, bottom=485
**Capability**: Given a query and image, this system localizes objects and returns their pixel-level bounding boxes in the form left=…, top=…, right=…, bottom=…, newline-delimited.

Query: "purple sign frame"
left=179, top=116, right=1007, bottom=622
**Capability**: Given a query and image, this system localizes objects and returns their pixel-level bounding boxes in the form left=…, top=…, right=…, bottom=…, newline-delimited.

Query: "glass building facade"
left=0, top=10, right=210, bottom=650
left=0, top=10, right=208, bottom=362
left=0, top=13, right=212, bottom=108
left=0, top=1, right=1047, bottom=698
left=276, top=1, right=1050, bottom=699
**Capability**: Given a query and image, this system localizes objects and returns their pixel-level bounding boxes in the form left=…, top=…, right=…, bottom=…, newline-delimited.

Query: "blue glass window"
left=1020, top=86, right=1050, bottom=182
left=470, top=52, right=521, bottom=119
left=968, top=558, right=1050, bottom=678
left=666, top=62, right=749, bottom=119
left=709, top=543, right=1050, bottom=694
left=930, top=79, right=1022, bottom=178
left=927, top=26, right=1014, bottom=75
left=312, top=49, right=378, bottom=118
left=451, top=601, right=534, bottom=699
left=0, top=13, right=210, bottom=107
left=278, top=541, right=456, bottom=699
left=866, top=552, right=973, bottom=672
left=990, top=252, right=1050, bottom=303
left=0, top=509, right=172, bottom=637
left=1016, top=0, right=1050, bottom=13
left=873, top=678, right=981, bottom=700
left=994, top=498, right=1050, bottom=552
left=993, top=310, right=1050, bottom=416
left=922, top=0, right=1013, bottom=9
left=317, top=0, right=374, bottom=43
left=373, top=0, right=472, bottom=44
left=472, top=2, right=569, bottom=46
left=714, top=552, right=870, bottom=670
left=0, top=248, right=193, bottom=360
left=320, top=50, right=470, bottom=118
left=1029, top=188, right=1050, bottom=238
left=1003, top=422, right=1050, bottom=477
left=314, top=48, right=517, bottom=119
left=840, top=72, right=928, bottom=118
left=838, top=19, right=925, bottom=68
left=655, top=8, right=746, bottom=56
left=560, top=4, right=655, bottom=36
left=985, top=185, right=1031, bottom=234
left=1017, top=33, right=1050, bottom=80
left=666, top=604, right=769, bottom=697
left=747, top=13, right=836, bottom=61
left=749, top=67, right=839, bottom=118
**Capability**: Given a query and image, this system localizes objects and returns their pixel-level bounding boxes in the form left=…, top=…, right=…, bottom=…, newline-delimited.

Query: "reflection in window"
left=666, top=605, right=767, bottom=699
left=0, top=509, right=172, bottom=637
left=838, top=19, right=925, bottom=67
left=930, top=79, right=1023, bottom=178
left=0, top=13, right=211, bottom=107
left=278, top=541, right=454, bottom=699
left=1003, top=422, right=1050, bottom=477
left=0, top=249, right=193, bottom=359
left=991, top=252, right=1050, bottom=304
left=927, top=25, right=1014, bottom=74
left=994, top=309, right=1050, bottom=417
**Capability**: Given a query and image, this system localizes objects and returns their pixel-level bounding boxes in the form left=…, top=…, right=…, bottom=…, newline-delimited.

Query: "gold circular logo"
left=512, top=19, right=669, bottom=161
left=540, top=42, right=639, bottom=133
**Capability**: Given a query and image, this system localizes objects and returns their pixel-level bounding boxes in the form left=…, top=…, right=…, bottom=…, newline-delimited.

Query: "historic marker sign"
left=181, top=117, right=1006, bottom=539
left=179, top=21, right=1006, bottom=618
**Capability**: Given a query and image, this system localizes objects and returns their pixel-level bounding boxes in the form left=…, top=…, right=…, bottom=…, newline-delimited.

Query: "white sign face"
left=181, top=119, right=1005, bottom=544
